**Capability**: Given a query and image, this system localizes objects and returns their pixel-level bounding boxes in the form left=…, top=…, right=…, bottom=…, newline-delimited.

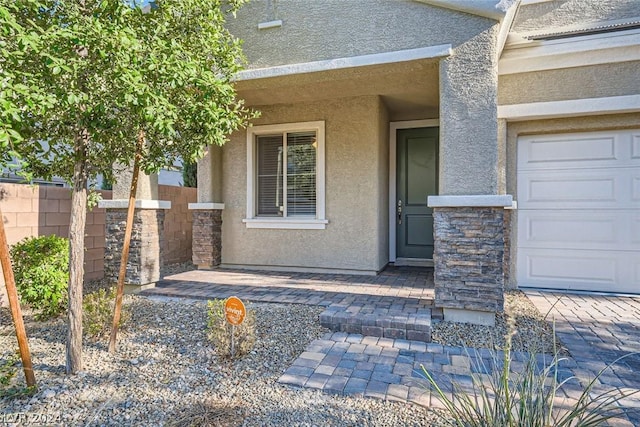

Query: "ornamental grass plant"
left=421, top=315, right=637, bottom=427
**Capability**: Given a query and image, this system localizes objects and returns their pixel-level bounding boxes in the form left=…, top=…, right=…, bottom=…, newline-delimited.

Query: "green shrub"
left=207, top=299, right=255, bottom=359
left=83, top=287, right=130, bottom=339
left=0, top=352, right=19, bottom=387
left=10, top=235, right=69, bottom=320
left=421, top=319, right=638, bottom=427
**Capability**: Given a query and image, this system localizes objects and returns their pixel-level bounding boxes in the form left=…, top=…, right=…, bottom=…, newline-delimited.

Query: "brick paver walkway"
left=143, top=269, right=640, bottom=425
left=526, top=291, right=640, bottom=426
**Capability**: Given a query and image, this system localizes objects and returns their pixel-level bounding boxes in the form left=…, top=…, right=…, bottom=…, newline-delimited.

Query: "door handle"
left=397, top=199, right=402, bottom=225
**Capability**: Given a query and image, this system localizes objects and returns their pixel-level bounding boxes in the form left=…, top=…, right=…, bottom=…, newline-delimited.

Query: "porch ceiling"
left=235, top=58, right=440, bottom=121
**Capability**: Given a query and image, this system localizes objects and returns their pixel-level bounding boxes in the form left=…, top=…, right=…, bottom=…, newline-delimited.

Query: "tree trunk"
left=0, top=206, right=36, bottom=387
left=109, top=129, right=144, bottom=353
left=66, top=130, right=89, bottom=374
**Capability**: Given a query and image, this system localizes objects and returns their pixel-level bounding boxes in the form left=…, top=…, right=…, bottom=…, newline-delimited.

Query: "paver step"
left=320, top=304, right=432, bottom=342
left=278, top=332, right=436, bottom=405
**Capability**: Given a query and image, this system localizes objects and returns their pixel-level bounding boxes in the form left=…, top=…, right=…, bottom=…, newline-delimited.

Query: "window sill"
left=242, top=218, right=328, bottom=230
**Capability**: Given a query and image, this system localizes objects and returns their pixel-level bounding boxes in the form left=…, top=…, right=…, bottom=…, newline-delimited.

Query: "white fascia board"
left=414, top=0, right=513, bottom=21
left=235, top=45, right=452, bottom=81
left=500, top=28, right=640, bottom=75
left=428, top=195, right=513, bottom=207
left=498, top=95, right=640, bottom=121
left=98, top=200, right=171, bottom=209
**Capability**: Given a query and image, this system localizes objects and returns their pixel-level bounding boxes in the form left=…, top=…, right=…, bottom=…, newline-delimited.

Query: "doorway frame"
left=389, top=119, right=440, bottom=262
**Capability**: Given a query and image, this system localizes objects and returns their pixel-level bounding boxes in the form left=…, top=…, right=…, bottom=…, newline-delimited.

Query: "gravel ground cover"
left=431, top=290, right=565, bottom=355
left=1, top=264, right=559, bottom=426
left=1, top=298, right=446, bottom=426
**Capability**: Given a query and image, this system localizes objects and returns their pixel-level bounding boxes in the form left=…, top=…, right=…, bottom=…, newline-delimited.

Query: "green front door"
left=396, top=127, right=438, bottom=259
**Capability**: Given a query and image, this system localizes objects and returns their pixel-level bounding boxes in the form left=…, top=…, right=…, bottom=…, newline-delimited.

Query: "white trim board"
left=242, top=218, right=328, bottom=230
left=498, top=95, right=640, bottom=121
left=236, top=45, right=452, bottom=81
left=98, top=200, right=171, bottom=210
left=500, top=28, right=640, bottom=75
left=188, top=203, right=225, bottom=210
left=388, top=119, right=439, bottom=263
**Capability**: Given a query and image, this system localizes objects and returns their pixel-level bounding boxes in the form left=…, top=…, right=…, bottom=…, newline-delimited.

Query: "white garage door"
left=517, top=130, right=640, bottom=294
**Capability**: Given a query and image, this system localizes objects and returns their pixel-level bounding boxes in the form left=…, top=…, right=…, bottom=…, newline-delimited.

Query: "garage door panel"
left=633, top=172, right=640, bottom=202
left=520, top=211, right=620, bottom=248
left=524, top=135, right=616, bottom=165
left=633, top=134, right=640, bottom=159
left=518, top=249, right=638, bottom=293
left=520, top=210, right=639, bottom=250
left=632, top=214, right=640, bottom=245
left=518, top=169, right=631, bottom=209
left=519, top=249, right=617, bottom=284
left=518, top=131, right=637, bottom=171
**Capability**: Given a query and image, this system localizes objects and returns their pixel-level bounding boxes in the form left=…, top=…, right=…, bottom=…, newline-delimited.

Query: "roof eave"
left=414, top=0, right=516, bottom=21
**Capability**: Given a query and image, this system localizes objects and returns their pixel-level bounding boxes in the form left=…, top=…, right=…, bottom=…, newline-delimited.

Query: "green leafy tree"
left=1, top=0, right=253, bottom=373
left=182, top=161, right=197, bottom=188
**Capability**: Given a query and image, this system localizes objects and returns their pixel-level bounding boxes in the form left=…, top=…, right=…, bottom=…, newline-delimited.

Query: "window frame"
left=244, top=121, right=327, bottom=229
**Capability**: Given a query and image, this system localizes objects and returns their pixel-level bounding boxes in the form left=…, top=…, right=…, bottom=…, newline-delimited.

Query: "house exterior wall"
left=504, top=112, right=640, bottom=287
left=221, top=95, right=389, bottom=273
left=499, top=61, right=640, bottom=105
left=227, top=0, right=494, bottom=68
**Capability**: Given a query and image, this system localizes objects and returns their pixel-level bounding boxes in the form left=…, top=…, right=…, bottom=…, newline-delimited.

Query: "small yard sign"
left=224, top=296, right=246, bottom=325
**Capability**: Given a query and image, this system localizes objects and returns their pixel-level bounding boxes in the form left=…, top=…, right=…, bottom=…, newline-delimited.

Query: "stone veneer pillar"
left=428, top=195, right=513, bottom=326
left=99, top=200, right=171, bottom=292
left=188, top=203, right=224, bottom=269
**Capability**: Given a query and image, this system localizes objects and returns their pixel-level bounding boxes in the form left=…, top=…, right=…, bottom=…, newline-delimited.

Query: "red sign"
left=224, top=296, right=246, bottom=325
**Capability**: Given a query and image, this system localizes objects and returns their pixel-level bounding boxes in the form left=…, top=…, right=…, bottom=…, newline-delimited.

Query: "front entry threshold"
left=393, top=258, right=434, bottom=267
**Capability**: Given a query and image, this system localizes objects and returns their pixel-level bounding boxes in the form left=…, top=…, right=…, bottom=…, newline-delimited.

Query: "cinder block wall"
left=0, top=183, right=196, bottom=306
left=0, top=183, right=108, bottom=281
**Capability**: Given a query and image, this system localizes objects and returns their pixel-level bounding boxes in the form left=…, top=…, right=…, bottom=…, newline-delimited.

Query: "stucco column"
left=430, top=24, right=513, bottom=326
left=189, top=146, right=224, bottom=269
left=99, top=167, right=171, bottom=292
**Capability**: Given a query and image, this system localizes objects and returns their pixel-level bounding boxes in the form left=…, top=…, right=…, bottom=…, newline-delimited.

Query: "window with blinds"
left=256, top=131, right=317, bottom=217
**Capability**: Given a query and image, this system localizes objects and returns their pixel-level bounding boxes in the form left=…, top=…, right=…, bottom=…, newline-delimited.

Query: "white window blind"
left=256, top=131, right=317, bottom=217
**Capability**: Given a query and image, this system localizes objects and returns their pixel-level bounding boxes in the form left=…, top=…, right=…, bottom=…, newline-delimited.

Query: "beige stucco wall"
left=513, top=0, right=640, bottom=33
left=227, top=0, right=494, bottom=68
left=505, top=112, right=640, bottom=287
left=439, top=22, right=502, bottom=195
left=499, top=61, right=640, bottom=105
left=221, top=95, right=390, bottom=273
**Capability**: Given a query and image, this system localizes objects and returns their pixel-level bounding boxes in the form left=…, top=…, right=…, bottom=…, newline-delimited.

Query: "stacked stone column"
left=428, top=196, right=512, bottom=326
left=189, top=145, right=224, bottom=269
left=189, top=204, right=223, bottom=268
left=103, top=202, right=169, bottom=287
left=99, top=170, right=171, bottom=292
